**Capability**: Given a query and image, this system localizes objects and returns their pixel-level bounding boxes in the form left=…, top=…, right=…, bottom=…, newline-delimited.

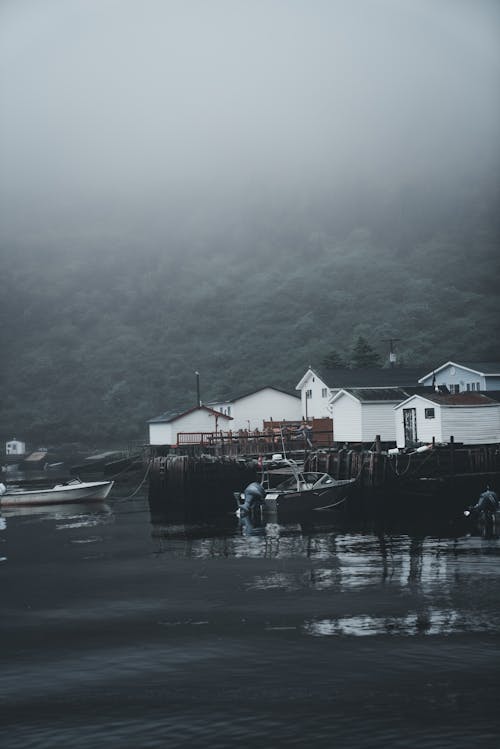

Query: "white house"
left=418, top=362, right=500, bottom=393
left=208, top=386, right=301, bottom=432
left=148, top=406, right=233, bottom=446
left=5, top=439, right=26, bottom=456
left=394, top=392, right=500, bottom=448
left=296, top=366, right=426, bottom=420
left=330, top=388, right=412, bottom=444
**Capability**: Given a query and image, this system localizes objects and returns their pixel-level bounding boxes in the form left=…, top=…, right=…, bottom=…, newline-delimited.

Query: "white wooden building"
left=5, top=439, right=26, bottom=456
left=330, top=388, right=411, bottom=444
left=208, top=386, right=301, bottom=432
left=296, top=366, right=426, bottom=420
left=394, top=392, right=500, bottom=448
left=418, top=361, right=500, bottom=393
left=148, top=406, right=232, bottom=446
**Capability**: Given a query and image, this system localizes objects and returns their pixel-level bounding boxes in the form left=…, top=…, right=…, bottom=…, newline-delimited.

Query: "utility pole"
left=383, top=338, right=400, bottom=368
left=194, top=371, right=201, bottom=407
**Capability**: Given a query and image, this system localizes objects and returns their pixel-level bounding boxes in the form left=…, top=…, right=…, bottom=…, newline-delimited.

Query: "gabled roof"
left=331, top=387, right=411, bottom=404
left=298, top=366, right=427, bottom=390
left=148, top=405, right=233, bottom=424
left=331, top=386, right=432, bottom=404
left=395, top=392, right=500, bottom=409
left=418, top=361, right=500, bottom=382
left=234, top=385, right=299, bottom=402
left=210, top=386, right=299, bottom=404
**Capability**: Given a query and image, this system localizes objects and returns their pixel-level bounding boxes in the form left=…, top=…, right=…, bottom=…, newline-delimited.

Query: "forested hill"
left=1, top=174, right=499, bottom=446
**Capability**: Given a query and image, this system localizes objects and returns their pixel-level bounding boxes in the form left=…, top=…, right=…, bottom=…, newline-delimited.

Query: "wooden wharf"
left=148, top=439, right=500, bottom=514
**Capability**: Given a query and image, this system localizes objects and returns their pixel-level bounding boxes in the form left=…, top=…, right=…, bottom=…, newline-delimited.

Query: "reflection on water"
left=146, top=508, right=500, bottom=639
left=0, top=501, right=113, bottom=522
left=2, top=493, right=500, bottom=748
left=304, top=608, right=500, bottom=637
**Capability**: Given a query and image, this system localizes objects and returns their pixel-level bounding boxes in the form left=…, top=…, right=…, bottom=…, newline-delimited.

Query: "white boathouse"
left=148, top=406, right=233, bottom=447
left=394, top=392, right=500, bottom=448
left=330, top=388, right=413, bottom=445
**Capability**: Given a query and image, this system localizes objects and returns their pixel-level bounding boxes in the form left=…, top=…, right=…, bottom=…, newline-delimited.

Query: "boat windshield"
left=274, top=472, right=333, bottom=491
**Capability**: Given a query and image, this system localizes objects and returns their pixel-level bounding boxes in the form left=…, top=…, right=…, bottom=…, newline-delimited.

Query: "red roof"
left=417, top=392, right=498, bottom=406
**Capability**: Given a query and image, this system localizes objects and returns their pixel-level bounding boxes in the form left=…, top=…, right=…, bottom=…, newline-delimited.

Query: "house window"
left=466, top=384, right=470, bottom=391
left=321, top=388, right=328, bottom=398
left=306, top=389, right=312, bottom=399
left=477, top=382, right=481, bottom=391
left=424, top=408, right=435, bottom=419
left=227, top=406, right=231, bottom=416
left=471, top=383, right=476, bottom=391
left=449, top=384, right=459, bottom=394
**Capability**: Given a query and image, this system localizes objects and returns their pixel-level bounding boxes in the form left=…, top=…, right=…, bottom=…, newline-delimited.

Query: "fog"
left=1, top=0, right=499, bottom=238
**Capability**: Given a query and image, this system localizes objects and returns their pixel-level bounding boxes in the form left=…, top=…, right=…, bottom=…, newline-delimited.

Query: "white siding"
left=361, top=403, right=399, bottom=442
left=5, top=440, right=26, bottom=455
left=395, top=398, right=444, bottom=448
left=149, top=409, right=232, bottom=445
left=331, top=395, right=362, bottom=442
left=440, top=406, right=500, bottom=444
left=149, top=423, right=175, bottom=445
left=297, top=371, right=331, bottom=419
left=230, top=389, right=301, bottom=432
left=395, top=396, right=500, bottom=447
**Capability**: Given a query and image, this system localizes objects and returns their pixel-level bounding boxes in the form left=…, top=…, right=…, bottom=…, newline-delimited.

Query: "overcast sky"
left=1, top=0, right=499, bottom=238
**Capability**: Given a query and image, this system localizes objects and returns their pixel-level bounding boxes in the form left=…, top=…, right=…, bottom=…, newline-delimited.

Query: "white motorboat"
left=235, top=457, right=355, bottom=516
left=0, top=478, right=114, bottom=507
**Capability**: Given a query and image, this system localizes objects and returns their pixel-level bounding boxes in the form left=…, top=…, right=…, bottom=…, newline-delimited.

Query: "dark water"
left=1, top=485, right=500, bottom=748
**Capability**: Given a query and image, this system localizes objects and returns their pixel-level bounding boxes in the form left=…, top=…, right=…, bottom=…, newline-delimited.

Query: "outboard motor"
left=237, top=481, right=266, bottom=516
left=464, top=488, right=499, bottom=532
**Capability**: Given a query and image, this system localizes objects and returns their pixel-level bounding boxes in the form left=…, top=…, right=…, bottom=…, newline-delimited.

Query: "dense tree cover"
left=1, top=174, right=499, bottom=447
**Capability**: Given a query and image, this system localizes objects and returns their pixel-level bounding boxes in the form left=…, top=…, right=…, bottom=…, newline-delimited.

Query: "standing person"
left=297, top=421, right=313, bottom=448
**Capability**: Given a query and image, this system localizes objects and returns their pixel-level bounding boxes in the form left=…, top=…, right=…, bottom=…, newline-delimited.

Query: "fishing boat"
left=0, top=478, right=114, bottom=507
left=235, top=456, right=355, bottom=517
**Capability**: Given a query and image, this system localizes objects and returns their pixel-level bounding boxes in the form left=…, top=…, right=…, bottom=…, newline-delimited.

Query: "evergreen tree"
left=321, top=349, right=345, bottom=368
left=349, top=335, right=382, bottom=367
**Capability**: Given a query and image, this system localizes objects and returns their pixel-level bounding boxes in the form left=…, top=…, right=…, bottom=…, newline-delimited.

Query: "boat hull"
left=0, top=480, right=114, bottom=507
left=263, top=479, right=355, bottom=515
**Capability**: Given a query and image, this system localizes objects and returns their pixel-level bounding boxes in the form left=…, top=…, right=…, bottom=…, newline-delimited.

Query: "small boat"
left=0, top=478, right=114, bottom=507
left=235, top=457, right=355, bottom=517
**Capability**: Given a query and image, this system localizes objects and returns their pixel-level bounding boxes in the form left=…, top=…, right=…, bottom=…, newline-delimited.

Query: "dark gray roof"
left=341, top=386, right=432, bottom=402
left=421, top=362, right=500, bottom=379
left=456, top=362, right=500, bottom=375
left=148, top=406, right=232, bottom=424
left=477, top=390, right=500, bottom=403
left=213, top=385, right=299, bottom=403
left=148, top=409, right=185, bottom=424
left=317, top=367, right=427, bottom=389
left=405, top=392, right=499, bottom=406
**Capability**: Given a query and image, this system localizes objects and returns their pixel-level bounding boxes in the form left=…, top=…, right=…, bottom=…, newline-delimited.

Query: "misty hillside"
left=1, top=173, right=499, bottom=446
left=1, top=1, right=499, bottom=446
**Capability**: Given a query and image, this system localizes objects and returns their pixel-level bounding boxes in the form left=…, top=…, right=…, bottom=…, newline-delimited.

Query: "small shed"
left=5, top=439, right=26, bottom=456
left=148, top=406, right=233, bottom=446
left=330, top=388, right=412, bottom=445
left=394, top=392, right=500, bottom=448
